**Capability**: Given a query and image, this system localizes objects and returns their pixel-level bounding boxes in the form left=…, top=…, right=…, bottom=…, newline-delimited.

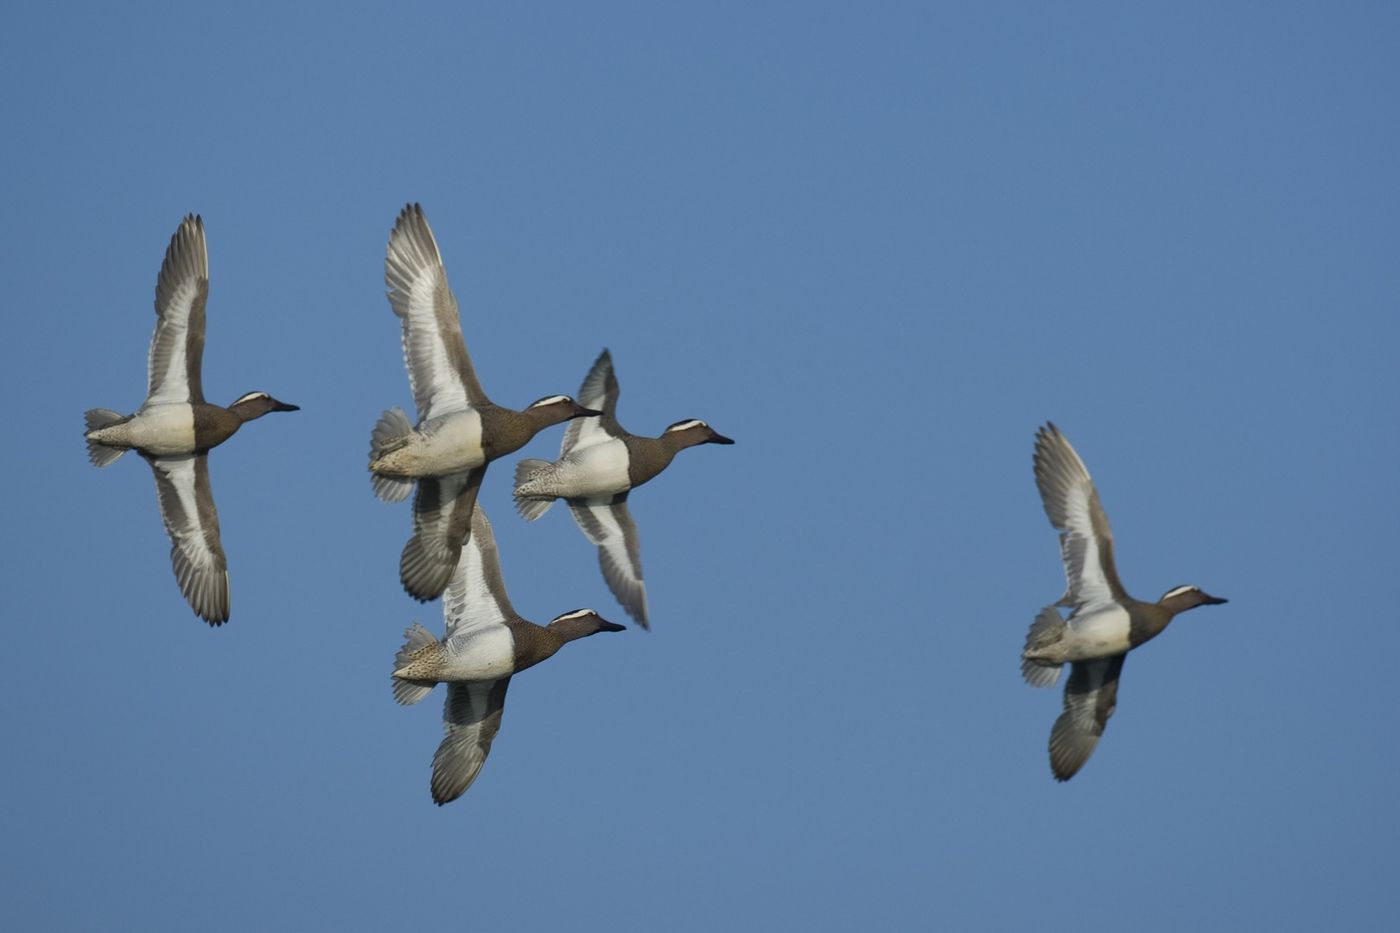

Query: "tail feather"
left=392, top=623, right=439, bottom=706
left=512, top=458, right=556, bottom=521
left=372, top=473, right=414, bottom=503
left=371, top=407, right=414, bottom=458
left=370, top=407, right=415, bottom=502
left=83, top=408, right=128, bottom=467
left=1021, top=606, right=1066, bottom=687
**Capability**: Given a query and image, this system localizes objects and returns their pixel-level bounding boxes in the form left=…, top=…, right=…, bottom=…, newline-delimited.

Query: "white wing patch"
left=401, top=277, right=469, bottom=422
left=149, top=454, right=228, bottom=623
left=568, top=498, right=648, bottom=626
left=386, top=212, right=470, bottom=423
left=146, top=278, right=202, bottom=405
left=443, top=519, right=511, bottom=637
left=1058, top=478, right=1117, bottom=612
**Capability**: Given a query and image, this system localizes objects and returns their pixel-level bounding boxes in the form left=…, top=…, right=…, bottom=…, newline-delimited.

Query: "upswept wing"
left=1033, top=422, right=1127, bottom=610
left=385, top=204, right=488, bottom=422
left=443, top=507, right=519, bottom=637
left=562, top=348, right=624, bottom=455
left=146, top=215, right=209, bottom=405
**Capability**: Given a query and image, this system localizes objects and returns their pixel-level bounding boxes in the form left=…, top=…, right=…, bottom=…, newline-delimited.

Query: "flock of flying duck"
left=83, top=205, right=1227, bottom=800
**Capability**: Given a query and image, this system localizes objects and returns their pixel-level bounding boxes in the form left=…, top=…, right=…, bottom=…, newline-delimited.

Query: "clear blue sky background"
left=3, top=3, right=1397, bottom=930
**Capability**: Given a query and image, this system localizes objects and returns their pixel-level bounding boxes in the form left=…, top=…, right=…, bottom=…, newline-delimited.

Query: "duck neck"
left=1127, top=601, right=1176, bottom=648
left=511, top=625, right=565, bottom=673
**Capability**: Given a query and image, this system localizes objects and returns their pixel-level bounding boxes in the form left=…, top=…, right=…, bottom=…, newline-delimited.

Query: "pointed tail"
left=84, top=409, right=128, bottom=467
left=1021, top=606, right=1066, bottom=687
left=392, top=623, right=439, bottom=705
left=369, top=407, right=415, bottom=502
left=512, top=459, right=556, bottom=521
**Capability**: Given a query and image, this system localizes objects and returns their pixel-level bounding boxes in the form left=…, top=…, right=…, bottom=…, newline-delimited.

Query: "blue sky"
left=3, top=2, right=1397, bottom=929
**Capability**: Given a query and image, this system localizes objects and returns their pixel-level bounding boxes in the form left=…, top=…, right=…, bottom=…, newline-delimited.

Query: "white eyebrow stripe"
left=231, top=392, right=269, bottom=406
left=665, top=419, right=705, bottom=433
left=1162, top=585, right=1198, bottom=600
left=530, top=395, right=570, bottom=408
left=551, top=609, right=596, bottom=623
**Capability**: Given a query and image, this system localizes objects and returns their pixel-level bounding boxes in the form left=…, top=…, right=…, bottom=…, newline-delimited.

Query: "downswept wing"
left=147, top=453, right=229, bottom=624
left=1033, top=422, right=1127, bottom=612
left=400, top=468, right=485, bottom=602
left=562, top=348, right=624, bottom=455
left=568, top=494, right=648, bottom=628
left=431, top=678, right=510, bottom=805
left=146, top=215, right=210, bottom=406
left=1049, top=654, right=1126, bottom=781
left=384, top=203, right=489, bottom=422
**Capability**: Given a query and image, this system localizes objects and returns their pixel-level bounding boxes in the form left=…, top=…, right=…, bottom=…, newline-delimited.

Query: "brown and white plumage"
left=392, top=507, right=625, bottom=805
left=83, top=215, right=296, bottom=626
left=1023, top=422, right=1227, bottom=781
left=514, top=349, right=733, bottom=628
left=373, top=204, right=599, bottom=601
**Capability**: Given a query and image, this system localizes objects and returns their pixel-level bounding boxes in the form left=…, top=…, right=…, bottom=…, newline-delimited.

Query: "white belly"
left=125, top=404, right=196, bottom=455
left=553, top=439, right=631, bottom=497
left=442, top=626, right=515, bottom=682
left=1062, top=605, right=1133, bottom=660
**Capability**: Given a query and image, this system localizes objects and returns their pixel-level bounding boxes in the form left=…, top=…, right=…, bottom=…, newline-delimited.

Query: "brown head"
left=228, top=391, right=300, bottom=423
left=659, top=419, right=735, bottom=450
left=546, top=608, right=626, bottom=642
left=523, top=395, right=603, bottom=427
left=1157, top=584, right=1228, bottom=617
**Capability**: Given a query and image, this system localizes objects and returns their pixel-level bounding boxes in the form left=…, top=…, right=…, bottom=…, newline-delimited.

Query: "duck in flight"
left=391, top=506, right=625, bottom=804
left=369, top=203, right=600, bottom=601
left=84, top=214, right=298, bottom=625
left=1022, top=422, right=1227, bottom=780
left=513, top=348, right=733, bottom=628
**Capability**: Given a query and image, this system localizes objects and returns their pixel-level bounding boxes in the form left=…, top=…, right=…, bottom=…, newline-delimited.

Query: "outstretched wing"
left=147, top=453, right=229, bottom=624
left=562, top=348, right=624, bottom=455
left=431, top=678, right=510, bottom=804
left=568, top=494, right=648, bottom=628
left=146, top=215, right=209, bottom=405
left=1048, top=654, right=1126, bottom=781
left=385, top=203, right=489, bottom=422
left=1033, top=422, right=1127, bottom=610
